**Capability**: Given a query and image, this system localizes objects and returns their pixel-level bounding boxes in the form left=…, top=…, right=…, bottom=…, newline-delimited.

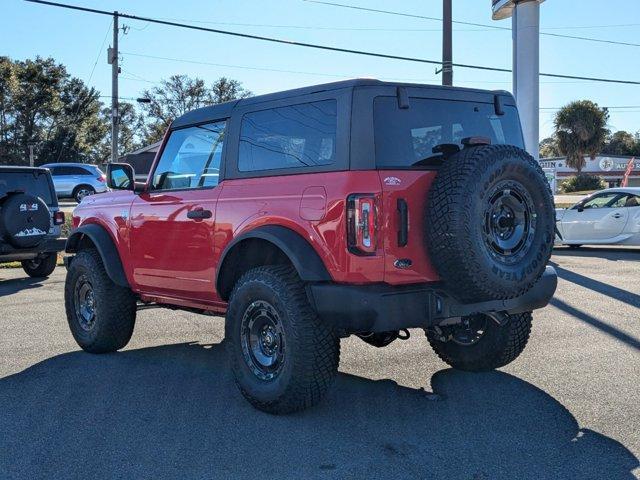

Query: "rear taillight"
left=347, top=194, right=378, bottom=255
left=97, top=175, right=106, bottom=183
left=53, top=211, right=65, bottom=225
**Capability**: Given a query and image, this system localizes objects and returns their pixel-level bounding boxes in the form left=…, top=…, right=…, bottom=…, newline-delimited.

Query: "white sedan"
left=555, top=187, right=640, bottom=248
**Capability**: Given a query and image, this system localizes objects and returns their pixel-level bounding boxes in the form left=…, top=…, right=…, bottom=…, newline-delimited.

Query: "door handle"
left=187, top=208, right=212, bottom=220
left=612, top=213, right=623, bottom=219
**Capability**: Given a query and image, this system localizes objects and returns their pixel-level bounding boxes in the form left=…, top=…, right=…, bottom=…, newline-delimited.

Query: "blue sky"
left=2, top=0, right=639, bottom=139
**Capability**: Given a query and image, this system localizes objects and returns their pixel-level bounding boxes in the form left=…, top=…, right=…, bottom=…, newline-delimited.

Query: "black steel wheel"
left=426, top=312, right=533, bottom=371
left=226, top=265, right=339, bottom=414
left=240, top=300, right=286, bottom=381
left=449, top=315, right=489, bottom=346
left=74, top=274, right=97, bottom=332
left=482, top=181, right=536, bottom=266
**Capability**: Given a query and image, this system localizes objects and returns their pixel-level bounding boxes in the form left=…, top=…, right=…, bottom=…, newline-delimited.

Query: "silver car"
left=41, top=163, right=109, bottom=203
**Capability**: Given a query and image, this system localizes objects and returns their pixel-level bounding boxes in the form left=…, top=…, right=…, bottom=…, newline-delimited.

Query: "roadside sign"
left=542, top=167, right=557, bottom=193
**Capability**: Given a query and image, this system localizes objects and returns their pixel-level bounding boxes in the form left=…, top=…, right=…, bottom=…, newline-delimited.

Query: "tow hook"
left=487, top=311, right=510, bottom=326
left=398, top=329, right=410, bottom=340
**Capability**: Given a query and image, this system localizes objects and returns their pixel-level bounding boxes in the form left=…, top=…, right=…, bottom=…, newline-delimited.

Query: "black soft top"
left=171, top=78, right=511, bottom=129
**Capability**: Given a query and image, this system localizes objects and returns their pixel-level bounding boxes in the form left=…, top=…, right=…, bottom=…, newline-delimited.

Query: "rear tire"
left=226, top=265, right=340, bottom=414
left=426, top=312, right=532, bottom=371
left=21, top=253, right=57, bottom=277
left=64, top=248, right=136, bottom=353
left=73, top=185, right=95, bottom=203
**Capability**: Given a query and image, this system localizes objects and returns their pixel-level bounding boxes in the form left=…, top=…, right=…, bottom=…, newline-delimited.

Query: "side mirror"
left=107, top=163, right=135, bottom=191
left=577, top=206, right=584, bottom=213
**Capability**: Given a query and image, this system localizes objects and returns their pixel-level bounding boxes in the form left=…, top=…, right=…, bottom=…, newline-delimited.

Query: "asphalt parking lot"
left=0, top=248, right=638, bottom=480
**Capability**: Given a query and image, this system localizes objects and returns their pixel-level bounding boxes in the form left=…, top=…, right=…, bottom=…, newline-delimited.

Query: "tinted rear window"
left=238, top=99, right=337, bottom=172
left=0, top=171, right=56, bottom=206
left=374, top=97, right=524, bottom=168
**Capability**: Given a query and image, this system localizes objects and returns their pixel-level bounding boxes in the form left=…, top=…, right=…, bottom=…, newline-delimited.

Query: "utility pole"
left=28, top=143, right=36, bottom=167
left=442, top=0, right=453, bottom=86
left=107, top=11, right=119, bottom=163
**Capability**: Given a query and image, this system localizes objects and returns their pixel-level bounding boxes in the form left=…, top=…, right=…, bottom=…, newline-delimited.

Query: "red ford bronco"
left=64, top=79, right=557, bottom=414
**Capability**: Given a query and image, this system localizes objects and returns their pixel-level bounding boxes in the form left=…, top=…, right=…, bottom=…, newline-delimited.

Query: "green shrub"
left=559, top=174, right=607, bottom=193
left=61, top=214, right=73, bottom=238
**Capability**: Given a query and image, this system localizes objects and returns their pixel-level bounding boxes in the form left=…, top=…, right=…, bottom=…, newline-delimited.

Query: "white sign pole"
left=493, top=0, right=543, bottom=161
left=513, top=1, right=540, bottom=160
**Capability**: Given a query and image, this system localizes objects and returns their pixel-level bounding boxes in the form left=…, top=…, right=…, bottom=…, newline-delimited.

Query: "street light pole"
left=442, top=0, right=453, bottom=86
left=108, top=11, right=119, bottom=163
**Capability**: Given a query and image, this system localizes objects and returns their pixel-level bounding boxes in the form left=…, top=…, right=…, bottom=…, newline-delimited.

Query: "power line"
left=303, top=0, right=640, bottom=48
left=24, top=0, right=640, bottom=85
left=120, top=51, right=610, bottom=85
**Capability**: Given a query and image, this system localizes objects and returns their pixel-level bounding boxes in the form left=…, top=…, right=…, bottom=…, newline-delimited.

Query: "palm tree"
left=554, top=100, right=609, bottom=173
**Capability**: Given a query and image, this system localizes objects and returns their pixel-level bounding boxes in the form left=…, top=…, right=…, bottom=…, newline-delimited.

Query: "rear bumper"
left=0, top=238, right=66, bottom=262
left=308, top=266, right=558, bottom=333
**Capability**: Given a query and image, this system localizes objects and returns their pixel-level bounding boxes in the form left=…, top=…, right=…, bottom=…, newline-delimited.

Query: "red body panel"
left=73, top=170, right=440, bottom=312
left=377, top=170, right=440, bottom=284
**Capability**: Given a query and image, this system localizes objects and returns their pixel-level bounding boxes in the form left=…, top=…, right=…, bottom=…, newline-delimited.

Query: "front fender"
left=66, top=223, right=129, bottom=288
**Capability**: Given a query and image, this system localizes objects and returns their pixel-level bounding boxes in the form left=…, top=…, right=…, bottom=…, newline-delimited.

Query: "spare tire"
left=426, top=144, right=555, bottom=303
left=0, top=193, right=51, bottom=249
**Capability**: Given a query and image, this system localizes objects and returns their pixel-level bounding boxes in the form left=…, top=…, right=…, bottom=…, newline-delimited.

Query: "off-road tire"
left=426, top=312, right=533, bottom=371
left=21, top=253, right=57, bottom=277
left=64, top=248, right=136, bottom=353
left=426, top=145, right=555, bottom=303
left=226, top=265, right=340, bottom=414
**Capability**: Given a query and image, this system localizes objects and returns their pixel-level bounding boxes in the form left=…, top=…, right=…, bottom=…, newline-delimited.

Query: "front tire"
left=64, top=248, right=136, bottom=353
left=21, top=253, right=57, bottom=277
left=226, top=265, right=339, bottom=414
left=426, top=312, right=532, bottom=371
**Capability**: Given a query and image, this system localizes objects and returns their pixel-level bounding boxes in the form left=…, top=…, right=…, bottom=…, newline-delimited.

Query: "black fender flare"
left=65, top=224, right=129, bottom=288
left=216, top=225, right=331, bottom=298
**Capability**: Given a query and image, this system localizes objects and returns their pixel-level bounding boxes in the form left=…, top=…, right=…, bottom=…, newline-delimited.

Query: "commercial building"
left=539, top=155, right=639, bottom=190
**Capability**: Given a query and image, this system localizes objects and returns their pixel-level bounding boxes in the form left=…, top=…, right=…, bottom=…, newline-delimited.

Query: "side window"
left=152, top=121, right=226, bottom=190
left=610, top=194, right=630, bottom=208
left=238, top=99, right=337, bottom=172
left=620, top=194, right=640, bottom=208
left=48, top=167, right=60, bottom=176
left=56, top=167, right=74, bottom=176
left=579, top=193, right=620, bottom=209
left=75, top=167, right=93, bottom=176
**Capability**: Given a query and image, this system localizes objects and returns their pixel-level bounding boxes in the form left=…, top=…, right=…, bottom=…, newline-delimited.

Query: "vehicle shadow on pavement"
left=0, top=342, right=637, bottom=480
left=551, top=262, right=640, bottom=311
left=0, top=275, right=46, bottom=297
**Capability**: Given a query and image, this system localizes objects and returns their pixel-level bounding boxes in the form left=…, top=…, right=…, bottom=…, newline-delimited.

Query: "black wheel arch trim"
left=65, top=224, right=129, bottom=288
left=216, top=225, right=331, bottom=300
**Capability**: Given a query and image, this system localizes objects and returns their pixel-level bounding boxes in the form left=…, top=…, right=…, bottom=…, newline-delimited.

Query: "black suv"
left=0, top=166, right=66, bottom=277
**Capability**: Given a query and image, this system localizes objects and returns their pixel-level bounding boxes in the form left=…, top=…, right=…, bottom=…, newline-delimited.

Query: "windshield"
left=373, top=96, right=524, bottom=168
left=0, top=170, right=56, bottom=206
